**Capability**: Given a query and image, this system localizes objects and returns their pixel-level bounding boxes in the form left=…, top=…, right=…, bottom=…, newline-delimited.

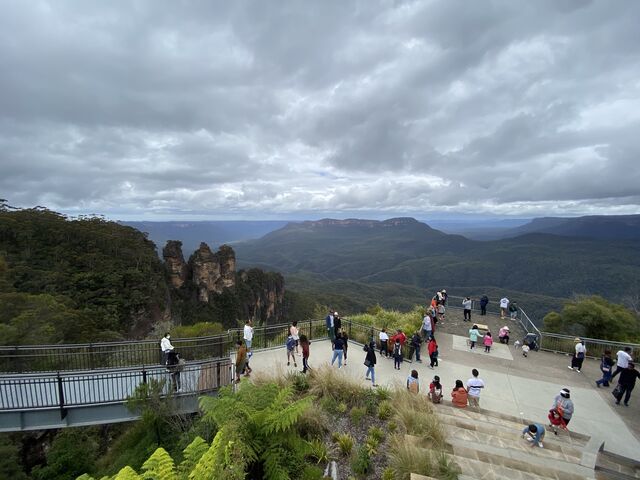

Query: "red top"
left=301, top=342, right=309, bottom=357
left=390, top=332, right=407, bottom=346
left=428, top=339, right=438, bottom=355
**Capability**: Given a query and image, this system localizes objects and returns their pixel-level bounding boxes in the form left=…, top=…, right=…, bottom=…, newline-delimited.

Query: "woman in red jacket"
left=428, top=336, right=439, bottom=369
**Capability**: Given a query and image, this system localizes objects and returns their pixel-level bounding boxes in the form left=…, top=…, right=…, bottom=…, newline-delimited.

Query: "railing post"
left=348, top=319, right=352, bottom=339
left=89, top=344, right=94, bottom=370
left=309, top=319, right=312, bottom=339
left=57, top=372, right=67, bottom=420
left=142, top=366, right=147, bottom=384
left=216, top=361, right=221, bottom=388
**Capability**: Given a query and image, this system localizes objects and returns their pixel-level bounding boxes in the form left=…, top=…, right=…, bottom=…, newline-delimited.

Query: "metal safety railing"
left=0, top=357, right=233, bottom=411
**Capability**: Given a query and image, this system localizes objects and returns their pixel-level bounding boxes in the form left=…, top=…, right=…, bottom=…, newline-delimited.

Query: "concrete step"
left=434, top=401, right=589, bottom=446
left=596, top=449, right=640, bottom=479
left=446, top=451, right=558, bottom=480
left=435, top=409, right=584, bottom=461
left=448, top=437, right=595, bottom=480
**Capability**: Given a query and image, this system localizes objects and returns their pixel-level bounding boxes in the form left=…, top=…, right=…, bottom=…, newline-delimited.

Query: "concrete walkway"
left=245, top=336, right=640, bottom=460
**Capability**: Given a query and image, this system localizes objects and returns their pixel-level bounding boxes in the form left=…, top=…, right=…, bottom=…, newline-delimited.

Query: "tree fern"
left=112, top=466, right=142, bottom=480
left=141, top=447, right=176, bottom=480
left=177, top=437, right=209, bottom=479
left=264, top=396, right=314, bottom=435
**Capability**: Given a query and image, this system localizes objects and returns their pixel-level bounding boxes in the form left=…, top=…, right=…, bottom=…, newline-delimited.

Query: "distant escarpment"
left=164, top=241, right=284, bottom=327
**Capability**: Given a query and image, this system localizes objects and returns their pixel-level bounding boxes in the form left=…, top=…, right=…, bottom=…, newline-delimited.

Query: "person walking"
left=466, top=369, right=485, bottom=407
left=407, top=370, right=420, bottom=393
left=379, top=328, right=389, bottom=358
left=550, top=388, right=574, bottom=434
left=522, top=424, right=545, bottom=448
left=342, top=330, right=349, bottom=366
left=325, top=310, right=335, bottom=342
left=483, top=331, right=493, bottom=353
left=300, top=334, right=311, bottom=374
left=409, top=331, right=422, bottom=362
left=392, top=339, right=403, bottom=370
left=331, top=331, right=345, bottom=368
left=289, top=321, right=299, bottom=355
left=569, top=338, right=586, bottom=372
left=462, top=297, right=472, bottom=322
left=160, top=332, right=174, bottom=365
left=595, top=349, right=615, bottom=387
left=428, top=336, right=439, bottom=369
left=615, top=347, right=634, bottom=377
left=479, top=295, right=489, bottom=316
left=234, top=340, right=250, bottom=383
left=611, top=362, right=640, bottom=406
left=451, top=380, right=468, bottom=408
left=469, top=325, right=480, bottom=350
left=499, top=297, right=509, bottom=319
left=428, top=375, right=443, bottom=403
left=286, top=333, right=297, bottom=367
left=364, top=340, right=378, bottom=387
left=243, top=320, right=254, bottom=350
left=422, top=313, right=433, bottom=340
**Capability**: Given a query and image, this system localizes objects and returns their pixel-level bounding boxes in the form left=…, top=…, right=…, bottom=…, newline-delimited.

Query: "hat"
left=503, top=326, right=510, bottom=331
left=560, top=388, right=570, bottom=398
left=573, top=337, right=581, bottom=343
left=334, top=311, right=339, bottom=315
left=442, top=289, right=446, bottom=293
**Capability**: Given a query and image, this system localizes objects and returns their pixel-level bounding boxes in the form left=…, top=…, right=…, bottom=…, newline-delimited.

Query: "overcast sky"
left=1, top=0, right=639, bottom=220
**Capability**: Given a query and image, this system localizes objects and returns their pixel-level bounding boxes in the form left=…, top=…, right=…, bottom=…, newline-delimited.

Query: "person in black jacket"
left=409, top=331, right=422, bottom=362
left=612, top=362, right=640, bottom=406
left=364, top=341, right=378, bottom=387
left=479, top=295, right=489, bottom=316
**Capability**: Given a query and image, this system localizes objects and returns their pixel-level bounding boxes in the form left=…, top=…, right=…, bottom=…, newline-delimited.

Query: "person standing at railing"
left=289, top=321, right=300, bottom=355
left=325, top=310, right=335, bottom=343
left=244, top=320, right=254, bottom=350
left=479, top=295, right=489, bottom=316
left=422, top=313, right=432, bottom=340
left=235, top=340, right=250, bottom=383
left=462, top=297, right=472, bottom=322
left=509, top=302, right=518, bottom=320
left=160, top=332, right=174, bottom=365
left=333, top=312, right=342, bottom=338
left=500, top=297, right=509, bottom=319
left=379, top=328, right=390, bottom=358
left=614, top=347, right=633, bottom=377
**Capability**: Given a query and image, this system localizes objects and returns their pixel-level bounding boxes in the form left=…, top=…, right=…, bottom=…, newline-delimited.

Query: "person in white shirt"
left=499, top=297, right=509, bottom=319
left=615, top=347, right=633, bottom=376
left=244, top=320, right=254, bottom=350
left=462, top=297, right=472, bottom=322
left=467, top=368, right=485, bottom=407
left=160, top=332, right=174, bottom=365
left=422, top=314, right=432, bottom=339
left=379, top=328, right=390, bottom=357
left=290, top=321, right=300, bottom=354
left=569, top=338, right=586, bottom=372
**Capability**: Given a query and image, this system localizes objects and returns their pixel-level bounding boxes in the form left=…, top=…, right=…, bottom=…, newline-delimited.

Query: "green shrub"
left=320, top=397, right=338, bottom=413
left=291, top=372, right=310, bottom=393
left=377, top=400, right=393, bottom=420
left=367, top=426, right=385, bottom=444
left=335, top=433, right=354, bottom=456
left=376, top=386, right=392, bottom=402
left=365, top=436, right=379, bottom=457
left=306, top=439, right=329, bottom=465
left=301, top=465, right=324, bottom=480
left=350, top=445, right=372, bottom=477
left=388, top=421, right=398, bottom=433
left=350, top=406, right=366, bottom=425
left=382, top=467, right=395, bottom=480
left=297, top=409, right=329, bottom=440
left=308, top=365, right=368, bottom=406
left=172, top=322, right=224, bottom=338
left=337, top=401, right=348, bottom=414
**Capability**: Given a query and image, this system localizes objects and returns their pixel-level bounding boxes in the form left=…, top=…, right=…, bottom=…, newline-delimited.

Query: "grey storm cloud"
left=0, top=0, right=639, bottom=219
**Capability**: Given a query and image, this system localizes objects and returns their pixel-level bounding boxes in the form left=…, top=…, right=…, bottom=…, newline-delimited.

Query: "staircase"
left=407, top=402, right=640, bottom=480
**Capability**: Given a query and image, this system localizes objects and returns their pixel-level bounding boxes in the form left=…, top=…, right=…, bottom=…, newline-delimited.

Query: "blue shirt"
left=522, top=423, right=545, bottom=443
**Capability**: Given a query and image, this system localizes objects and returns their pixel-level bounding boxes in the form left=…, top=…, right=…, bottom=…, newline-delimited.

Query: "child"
left=289, top=321, right=299, bottom=355
left=451, top=380, right=468, bottom=408
left=392, top=339, right=402, bottom=370
left=379, top=328, right=389, bottom=357
left=299, top=334, right=310, bottom=374
left=483, top=331, right=493, bottom=353
left=596, top=350, right=615, bottom=387
left=521, top=343, right=530, bottom=357
left=428, top=336, right=439, bottom=369
left=407, top=369, right=419, bottom=393
left=428, top=375, right=443, bottom=404
left=469, top=325, right=480, bottom=349
left=437, top=303, right=446, bottom=323
left=522, top=424, right=545, bottom=448
left=235, top=340, right=250, bottom=383
left=286, top=334, right=297, bottom=367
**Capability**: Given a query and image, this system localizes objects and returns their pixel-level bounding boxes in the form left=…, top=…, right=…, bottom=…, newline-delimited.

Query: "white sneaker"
left=538, top=442, right=544, bottom=448
left=525, top=437, right=534, bottom=442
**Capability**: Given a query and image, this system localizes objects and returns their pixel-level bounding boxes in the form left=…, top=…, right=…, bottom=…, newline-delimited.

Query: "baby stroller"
left=166, top=351, right=185, bottom=392
left=523, top=333, right=539, bottom=352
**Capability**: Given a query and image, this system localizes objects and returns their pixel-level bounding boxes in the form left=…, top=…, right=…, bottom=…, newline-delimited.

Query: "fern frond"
left=178, top=436, right=209, bottom=478
left=261, top=446, right=290, bottom=480
left=264, top=396, right=313, bottom=435
left=75, top=474, right=96, bottom=480
left=112, top=466, right=142, bottom=480
left=141, top=447, right=177, bottom=480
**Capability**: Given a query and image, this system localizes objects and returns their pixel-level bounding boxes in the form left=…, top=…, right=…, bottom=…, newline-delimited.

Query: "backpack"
left=286, top=337, right=295, bottom=350
left=408, top=380, right=419, bottom=394
left=393, top=343, right=401, bottom=356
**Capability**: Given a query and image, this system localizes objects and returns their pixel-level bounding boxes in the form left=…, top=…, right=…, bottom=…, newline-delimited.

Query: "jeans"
left=331, top=349, right=344, bottom=367
left=409, top=345, right=421, bottom=361
left=617, top=384, right=634, bottom=404
left=380, top=340, right=388, bottom=357
left=244, top=339, right=252, bottom=349
left=302, top=356, right=310, bottom=373
left=463, top=309, right=471, bottom=321
left=422, top=329, right=432, bottom=340
left=430, top=353, right=438, bottom=367
left=480, top=305, right=487, bottom=315
left=596, top=370, right=612, bottom=386
left=366, top=366, right=375, bottom=384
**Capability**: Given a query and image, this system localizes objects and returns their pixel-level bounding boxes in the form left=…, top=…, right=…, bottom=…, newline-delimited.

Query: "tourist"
left=289, top=321, right=299, bottom=355
left=479, top=295, right=489, bottom=316
left=428, top=375, right=443, bottom=403
left=614, top=347, right=633, bottom=377
left=331, top=331, right=345, bottom=368
left=521, top=343, right=530, bottom=357
left=392, top=338, right=403, bottom=370
left=451, top=380, right=468, bottom=408
left=466, top=369, right=485, bottom=407
left=325, top=310, right=335, bottom=342
left=235, top=340, right=249, bottom=383
left=409, top=331, right=422, bottom=362
left=364, top=340, right=378, bottom=387
left=469, top=324, right=480, bottom=350
left=550, top=388, right=574, bottom=434
left=569, top=338, right=586, bottom=372
left=333, top=312, right=342, bottom=338
left=379, top=328, right=389, bottom=358
left=521, top=424, right=545, bottom=448
left=428, top=336, right=439, bottom=369
left=483, top=331, right=493, bottom=353
left=300, top=334, right=311, bottom=374
left=390, top=329, right=407, bottom=348
left=499, top=297, right=509, bottom=319
left=342, top=330, right=349, bottom=366
left=509, top=301, right=518, bottom=320
left=595, top=349, right=615, bottom=387
left=166, top=350, right=183, bottom=392
left=462, top=297, right=472, bottom=321
left=611, top=362, right=640, bottom=406
left=422, top=313, right=432, bottom=340
left=437, top=303, right=446, bottom=323
left=286, top=333, right=297, bottom=367
left=441, top=289, right=448, bottom=306
left=243, top=320, right=254, bottom=350
left=498, top=326, right=510, bottom=345
left=407, top=369, right=420, bottom=393
left=160, top=332, right=174, bottom=365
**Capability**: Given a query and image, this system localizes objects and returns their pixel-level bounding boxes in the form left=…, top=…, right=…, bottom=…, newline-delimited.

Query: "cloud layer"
left=1, top=0, right=639, bottom=219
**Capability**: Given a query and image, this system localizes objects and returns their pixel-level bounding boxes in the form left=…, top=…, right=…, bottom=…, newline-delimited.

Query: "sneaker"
left=287, top=362, right=290, bottom=366
left=616, top=401, right=620, bottom=405
left=538, top=442, right=544, bottom=448
left=372, top=384, right=379, bottom=387
left=567, top=366, right=574, bottom=370
left=624, top=403, right=629, bottom=407
left=294, top=363, right=298, bottom=367
left=365, top=376, right=370, bottom=380
left=596, top=381, right=601, bottom=388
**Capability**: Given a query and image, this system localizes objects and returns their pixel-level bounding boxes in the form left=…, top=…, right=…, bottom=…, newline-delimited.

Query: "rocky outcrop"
left=189, top=243, right=236, bottom=302
left=237, top=269, right=285, bottom=323
left=162, top=240, right=188, bottom=288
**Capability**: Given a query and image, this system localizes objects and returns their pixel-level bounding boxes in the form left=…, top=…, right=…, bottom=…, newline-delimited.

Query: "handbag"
left=612, top=384, right=623, bottom=401
left=364, top=358, right=371, bottom=367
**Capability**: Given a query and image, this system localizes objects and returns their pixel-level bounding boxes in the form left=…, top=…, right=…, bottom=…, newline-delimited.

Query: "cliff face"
left=163, top=240, right=188, bottom=288
left=164, top=241, right=283, bottom=326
